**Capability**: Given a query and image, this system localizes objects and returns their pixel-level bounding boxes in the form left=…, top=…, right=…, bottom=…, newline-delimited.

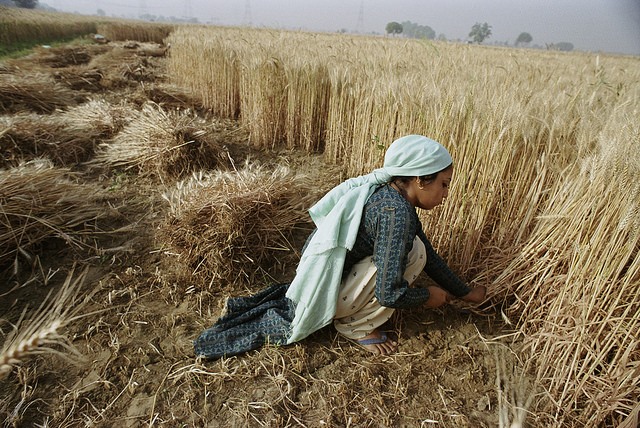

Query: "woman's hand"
left=461, top=286, right=487, bottom=304
left=424, top=286, right=452, bottom=309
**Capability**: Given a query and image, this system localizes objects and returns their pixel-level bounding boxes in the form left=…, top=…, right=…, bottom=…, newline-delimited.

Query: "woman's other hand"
left=461, top=286, right=487, bottom=304
left=425, top=286, right=451, bottom=309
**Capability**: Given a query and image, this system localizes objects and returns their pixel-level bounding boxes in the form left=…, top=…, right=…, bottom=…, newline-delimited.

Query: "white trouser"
left=333, top=236, right=427, bottom=340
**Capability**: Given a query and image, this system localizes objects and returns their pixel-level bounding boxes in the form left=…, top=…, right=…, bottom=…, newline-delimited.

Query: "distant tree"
left=13, top=0, right=38, bottom=8
left=515, top=32, right=533, bottom=46
left=437, top=33, right=447, bottom=41
left=97, top=8, right=106, bottom=16
left=401, top=21, right=435, bottom=40
left=385, top=22, right=403, bottom=36
left=469, top=22, right=492, bottom=43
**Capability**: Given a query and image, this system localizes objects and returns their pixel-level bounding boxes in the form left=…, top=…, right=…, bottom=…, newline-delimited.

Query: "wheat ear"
left=0, top=267, right=91, bottom=379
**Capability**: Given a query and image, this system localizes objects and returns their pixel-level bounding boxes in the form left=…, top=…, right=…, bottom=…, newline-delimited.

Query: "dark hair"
left=390, top=163, right=453, bottom=185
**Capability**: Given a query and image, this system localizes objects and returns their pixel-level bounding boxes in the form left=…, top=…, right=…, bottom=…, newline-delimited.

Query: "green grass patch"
left=0, top=35, right=93, bottom=59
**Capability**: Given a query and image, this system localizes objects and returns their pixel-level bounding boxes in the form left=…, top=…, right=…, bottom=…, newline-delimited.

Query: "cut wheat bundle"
left=85, top=47, right=142, bottom=90
left=0, top=72, right=81, bottom=114
left=52, top=66, right=104, bottom=91
left=59, top=97, right=128, bottom=137
left=0, top=267, right=93, bottom=380
left=119, top=55, right=161, bottom=84
left=0, top=99, right=124, bottom=168
left=93, top=102, right=235, bottom=182
left=33, top=45, right=98, bottom=69
left=137, top=83, right=205, bottom=112
left=158, top=162, right=320, bottom=290
left=0, top=159, right=107, bottom=274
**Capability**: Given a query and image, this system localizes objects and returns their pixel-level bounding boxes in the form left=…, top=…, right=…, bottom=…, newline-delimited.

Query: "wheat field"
left=168, top=26, right=640, bottom=427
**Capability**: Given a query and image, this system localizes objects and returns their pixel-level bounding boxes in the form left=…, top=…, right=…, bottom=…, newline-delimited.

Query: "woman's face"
left=409, top=167, right=453, bottom=210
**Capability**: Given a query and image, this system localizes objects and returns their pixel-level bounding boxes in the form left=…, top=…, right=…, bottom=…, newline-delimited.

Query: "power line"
left=356, top=0, right=364, bottom=33
left=243, top=0, right=252, bottom=26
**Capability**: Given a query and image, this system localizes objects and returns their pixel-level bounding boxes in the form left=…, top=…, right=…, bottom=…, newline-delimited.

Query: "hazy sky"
left=48, top=0, right=640, bottom=55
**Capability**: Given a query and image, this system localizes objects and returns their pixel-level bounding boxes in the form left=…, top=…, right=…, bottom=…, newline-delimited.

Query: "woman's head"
left=391, top=164, right=453, bottom=210
left=383, top=135, right=452, bottom=177
left=384, top=135, right=454, bottom=210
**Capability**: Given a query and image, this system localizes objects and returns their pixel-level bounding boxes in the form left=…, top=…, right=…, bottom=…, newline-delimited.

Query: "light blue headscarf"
left=285, top=135, right=453, bottom=343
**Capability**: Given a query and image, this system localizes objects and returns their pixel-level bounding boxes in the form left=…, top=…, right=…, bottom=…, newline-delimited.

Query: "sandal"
left=357, top=331, right=389, bottom=345
left=352, top=331, right=397, bottom=355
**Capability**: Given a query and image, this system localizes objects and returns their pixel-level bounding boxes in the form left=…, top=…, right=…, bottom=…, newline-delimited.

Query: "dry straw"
left=0, top=267, right=92, bottom=380
left=0, top=159, right=106, bottom=274
left=93, top=102, right=234, bottom=182
left=493, top=345, right=536, bottom=428
left=0, top=98, right=124, bottom=168
left=159, top=162, right=320, bottom=289
left=137, top=83, right=206, bottom=113
left=52, top=66, right=104, bottom=91
left=0, top=72, right=80, bottom=114
left=82, top=46, right=153, bottom=90
left=33, top=45, right=101, bottom=69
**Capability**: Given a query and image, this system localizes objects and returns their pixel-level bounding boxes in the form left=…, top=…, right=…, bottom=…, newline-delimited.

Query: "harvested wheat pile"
left=120, top=56, right=161, bottom=83
left=0, top=72, right=81, bottom=114
left=159, top=163, right=320, bottom=289
left=33, top=45, right=100, bottom=68
left=0, top=159, right=107, bottom=274
left=94, top=102, right=235, bottom=182
left=0, top=99, right=125, bottom=168
left=133, top=83, right=205, bottom=112
left=52, top=67, right=104, bottom=91
left=59, top=97, right=128, bottom=135
left=85, top=47, right=140, bottom=89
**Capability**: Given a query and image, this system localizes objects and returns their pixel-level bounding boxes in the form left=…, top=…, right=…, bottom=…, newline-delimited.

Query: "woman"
left=194, top=134, right=486, bottom=358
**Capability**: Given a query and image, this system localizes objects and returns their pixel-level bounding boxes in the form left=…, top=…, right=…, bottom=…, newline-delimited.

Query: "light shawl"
left=285, top=135, right=453, bottom=343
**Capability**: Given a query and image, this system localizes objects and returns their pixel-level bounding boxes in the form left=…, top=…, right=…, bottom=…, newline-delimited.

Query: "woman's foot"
left=354, top=330, right=398, bottom=355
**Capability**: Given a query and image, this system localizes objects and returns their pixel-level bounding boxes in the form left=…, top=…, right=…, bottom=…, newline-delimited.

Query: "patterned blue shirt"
left=337, top=184, right=471, bottom=309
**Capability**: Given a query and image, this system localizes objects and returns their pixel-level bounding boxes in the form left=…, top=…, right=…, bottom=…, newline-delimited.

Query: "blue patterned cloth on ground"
left=193, top=283, right=295, bottom=359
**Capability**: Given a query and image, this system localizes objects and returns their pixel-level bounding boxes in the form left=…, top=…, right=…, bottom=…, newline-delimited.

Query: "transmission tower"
left=184, top=0, right=192, bottom=19
left=243, top=0, right=252, bottom=26
left=356, top=0, right=364, bottom=33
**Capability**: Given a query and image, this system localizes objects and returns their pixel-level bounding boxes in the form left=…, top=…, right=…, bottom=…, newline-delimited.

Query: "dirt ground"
left=0, top=38, right=531, bottom=427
